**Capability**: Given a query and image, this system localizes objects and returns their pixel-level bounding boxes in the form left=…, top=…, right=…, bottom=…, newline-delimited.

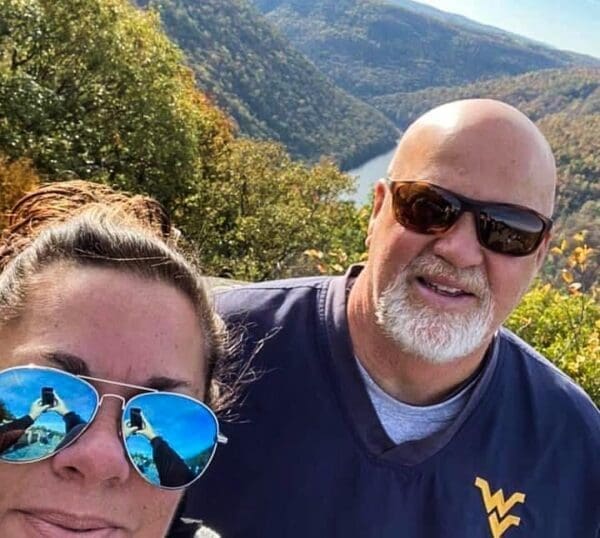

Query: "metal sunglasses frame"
left=0, top=364, right=227, bottom=490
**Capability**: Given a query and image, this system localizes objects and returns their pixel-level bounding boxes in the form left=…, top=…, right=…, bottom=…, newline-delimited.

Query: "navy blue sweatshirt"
left=180, top=270, right=600, bottom=538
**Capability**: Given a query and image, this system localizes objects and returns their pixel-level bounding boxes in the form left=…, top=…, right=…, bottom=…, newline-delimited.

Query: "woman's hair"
left=0, top=181, right=233, bottom=412
left=0, top=180, right=173, bottom=271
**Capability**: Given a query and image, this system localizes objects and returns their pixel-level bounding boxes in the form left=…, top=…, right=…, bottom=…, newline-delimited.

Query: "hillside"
left=371, top=67, right=600, bottom=129
left=251, top=0, right=599, bottom=100
left=135, top=0, right=398, bottom=168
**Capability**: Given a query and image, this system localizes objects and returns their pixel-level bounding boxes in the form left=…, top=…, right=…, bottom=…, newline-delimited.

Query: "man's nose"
left=431, top=212, right=485, bottom=268
left=51, top=397, right=130, bottom=487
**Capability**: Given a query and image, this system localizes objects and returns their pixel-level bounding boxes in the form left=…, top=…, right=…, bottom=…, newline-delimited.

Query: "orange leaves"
left=0, top=155, right=41, bottom=231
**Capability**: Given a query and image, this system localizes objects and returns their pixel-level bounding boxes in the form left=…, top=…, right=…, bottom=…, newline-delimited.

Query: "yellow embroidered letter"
left=475, top=477, right=526, bottom=538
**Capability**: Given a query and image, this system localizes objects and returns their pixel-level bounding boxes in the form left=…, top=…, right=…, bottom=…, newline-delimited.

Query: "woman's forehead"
left=2, top=265, right=206, bottom=392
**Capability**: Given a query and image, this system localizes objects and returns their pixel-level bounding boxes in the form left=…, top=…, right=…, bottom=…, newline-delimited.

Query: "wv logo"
left=475, top=477, right=526, bottom=538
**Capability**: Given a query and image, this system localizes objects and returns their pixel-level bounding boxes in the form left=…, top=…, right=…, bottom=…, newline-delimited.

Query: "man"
left=180, top=100, right=599, bottom=537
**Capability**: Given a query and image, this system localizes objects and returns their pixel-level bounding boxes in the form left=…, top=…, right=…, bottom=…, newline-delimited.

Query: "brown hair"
left=0, top=181, right=233, bottom=412
left=0, top=180, right=173, bottom=271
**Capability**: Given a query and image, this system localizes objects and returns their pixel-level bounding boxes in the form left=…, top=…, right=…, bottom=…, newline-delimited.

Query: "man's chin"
left=380, top=309, right=491, bottom=364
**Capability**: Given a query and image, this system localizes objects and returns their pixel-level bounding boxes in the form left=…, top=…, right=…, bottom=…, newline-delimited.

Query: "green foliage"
left=0, top=0, right=233, bottom=212
left=251, top=0, right=596, bottom=101
left=0, top=0, right=596, bottom=407
left=0, top=0, right=368, bottom=282
left=506, top=281, right=599, bottom=405
left=181, top=138, right=364, bottom=281
left=139, top=0, right=398, bottom=168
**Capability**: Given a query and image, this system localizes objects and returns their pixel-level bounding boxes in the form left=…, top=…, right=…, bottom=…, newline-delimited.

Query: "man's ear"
left=366, top=180, right=387, bottom=248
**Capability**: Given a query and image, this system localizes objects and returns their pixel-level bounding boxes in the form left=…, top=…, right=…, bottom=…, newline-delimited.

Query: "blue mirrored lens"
left=0, top=367, right=97, bottom=462
left=122, top=393, right=218, bottom=488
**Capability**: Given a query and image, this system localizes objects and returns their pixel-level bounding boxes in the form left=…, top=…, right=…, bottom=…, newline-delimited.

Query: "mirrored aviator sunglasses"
left=0, top=365, right=227, bottom=490
left=388, top=180, right=553, bottom=256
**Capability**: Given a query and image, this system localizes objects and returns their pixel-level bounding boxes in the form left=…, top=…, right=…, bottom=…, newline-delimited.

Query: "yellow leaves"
left=561, top=270, right=574, bottom=284
left=549, top=229, right=597, bottom=294
left=303, top=249, right=323, bottom=260
left=303, top=248, right=356, bottom=276
left=561, top=270, right=585, bottom=295
left=304, top=249, right=327, bottom=274
left=506, top=280, right=600, bottom=404
left=571, top=245, right=593, bottom=266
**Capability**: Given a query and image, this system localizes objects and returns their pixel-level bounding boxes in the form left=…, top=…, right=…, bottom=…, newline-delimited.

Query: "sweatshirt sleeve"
left=151, top=436, right=196, bottom=487
left=0, top=415, right=34, bottom=434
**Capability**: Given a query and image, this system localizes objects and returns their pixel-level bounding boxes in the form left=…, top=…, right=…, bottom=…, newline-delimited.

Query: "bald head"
left=388, top=99, right=556, bottom=216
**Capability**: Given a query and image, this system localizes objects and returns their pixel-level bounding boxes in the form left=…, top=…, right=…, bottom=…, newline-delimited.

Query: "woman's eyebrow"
left=144, top=376, right=191, bottom=392
left=44, top=351, right=90, bottom=376
left=43, top=351, right=191, bottom=391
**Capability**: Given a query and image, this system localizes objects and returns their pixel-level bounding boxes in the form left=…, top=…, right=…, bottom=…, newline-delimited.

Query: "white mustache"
left=406, top=254, right=489, bottom=298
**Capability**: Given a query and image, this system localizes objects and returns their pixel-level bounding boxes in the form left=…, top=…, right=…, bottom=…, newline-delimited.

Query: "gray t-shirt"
left=356, top=358, right=478, bottom=445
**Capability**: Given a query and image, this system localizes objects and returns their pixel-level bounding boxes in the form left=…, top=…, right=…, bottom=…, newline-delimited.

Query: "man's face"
left=365, top=118, right=552, bottom=363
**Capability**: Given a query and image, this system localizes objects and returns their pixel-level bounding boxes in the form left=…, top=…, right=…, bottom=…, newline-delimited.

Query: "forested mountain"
left=134, top=0, right=398, bottom=168
left=371, top=68, right=600, bottom=128
left=251, top=0, right=599, bottom=101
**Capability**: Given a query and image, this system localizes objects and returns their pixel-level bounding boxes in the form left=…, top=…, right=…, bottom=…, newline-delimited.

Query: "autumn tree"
left=507, top=235, right=599, bottom=404
left=0, top=0, right=232, bottom=211
left=0, top=0, right=366, bottom=280
left=182, top=139, right=363, bottom=280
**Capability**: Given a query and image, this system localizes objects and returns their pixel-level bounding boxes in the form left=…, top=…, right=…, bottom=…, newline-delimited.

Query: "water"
left=346, top=145, right=397, bottom=205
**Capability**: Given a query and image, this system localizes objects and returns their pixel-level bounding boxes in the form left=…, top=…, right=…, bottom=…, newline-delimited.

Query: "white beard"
left=375, top=255, right=494, bottom=364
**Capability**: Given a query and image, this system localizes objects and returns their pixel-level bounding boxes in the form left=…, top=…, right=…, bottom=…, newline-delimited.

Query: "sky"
left=414, top=0, right=600, bottom=59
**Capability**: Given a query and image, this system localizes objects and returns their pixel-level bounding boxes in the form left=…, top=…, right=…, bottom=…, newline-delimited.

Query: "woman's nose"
left=51, top=396, right=131, bottom=487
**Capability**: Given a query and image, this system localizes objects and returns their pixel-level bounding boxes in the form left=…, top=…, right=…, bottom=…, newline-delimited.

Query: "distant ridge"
left=385, top=0, right=599, bottom=58
left=135, top=0, right=398, bottom=168
left=370, top=67, right=600, bottom=128
left=251, top=0, right=600, bottom=101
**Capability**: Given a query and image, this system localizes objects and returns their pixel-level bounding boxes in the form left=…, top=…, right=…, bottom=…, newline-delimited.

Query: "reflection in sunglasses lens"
left=0, top=368, right=96, bottom=462
left=480, top=207, right=545, bottom=254
left=123, top=393, right=218, bottom=488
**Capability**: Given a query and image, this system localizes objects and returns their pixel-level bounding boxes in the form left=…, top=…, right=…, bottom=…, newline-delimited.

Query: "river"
left=346, top=145, right=397, bottom=205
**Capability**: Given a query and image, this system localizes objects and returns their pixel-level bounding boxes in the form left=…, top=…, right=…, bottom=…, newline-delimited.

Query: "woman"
left=0, top=181, right=226, bottom=537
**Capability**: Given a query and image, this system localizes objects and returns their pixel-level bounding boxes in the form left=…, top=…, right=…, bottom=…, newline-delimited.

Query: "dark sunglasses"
left=386, top=180, right=552, bottom=256
left=0, top=365, right=227, bottom=490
